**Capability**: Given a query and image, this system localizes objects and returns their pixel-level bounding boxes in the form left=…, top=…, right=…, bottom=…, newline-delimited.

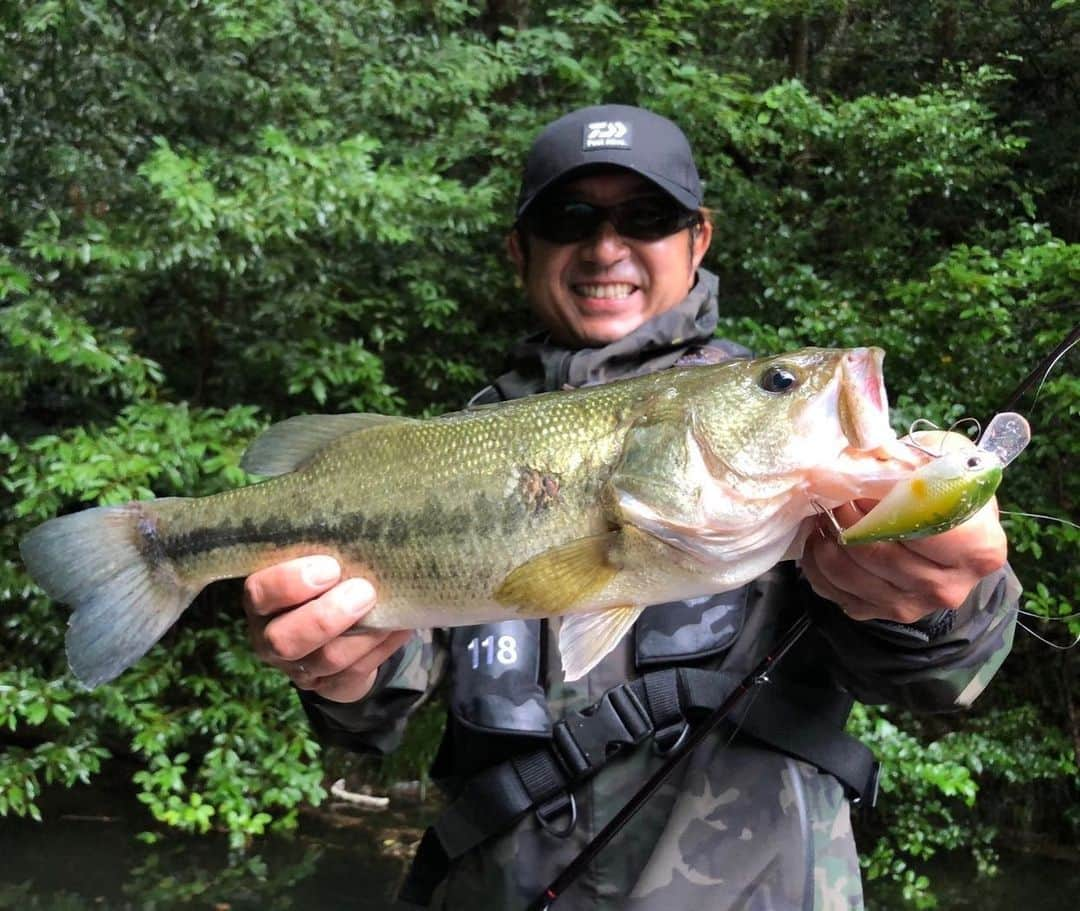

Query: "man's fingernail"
left=302, top=556, right=341, bottom=587
left=338, top=578, right=376, bottom=618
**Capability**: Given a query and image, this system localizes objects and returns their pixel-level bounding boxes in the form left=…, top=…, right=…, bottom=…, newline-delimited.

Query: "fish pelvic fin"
left=558, top=604, right=645, bottom=681
left=20, top=500, right=197, bottom=688
left=493, top=532, right=620, bottom=617
left=241, top=413, right=417, bottom=477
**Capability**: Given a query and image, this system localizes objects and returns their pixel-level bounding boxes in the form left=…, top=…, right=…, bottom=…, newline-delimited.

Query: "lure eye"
left=965, top=454, right=984, bottom=470
left=759, top=365, right=799, bottom=394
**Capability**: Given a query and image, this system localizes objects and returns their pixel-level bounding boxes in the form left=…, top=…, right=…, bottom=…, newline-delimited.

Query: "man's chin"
left=573, top=313, right=647, bottom=347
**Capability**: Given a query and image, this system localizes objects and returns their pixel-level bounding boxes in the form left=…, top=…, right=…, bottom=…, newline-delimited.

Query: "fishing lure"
left=839, top=411, right=1031, bottom=545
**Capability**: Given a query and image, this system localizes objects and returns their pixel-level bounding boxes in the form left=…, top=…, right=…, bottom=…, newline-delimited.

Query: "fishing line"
left=1018, top=608, right=1080, bottom=622
left=999, top=510, right=1079, bottom=531
left=1016, top=620, right=1080, bottom=651
left=1029, top=328, right=1080, bottom=410
left=995, top=321, right=1080, bottom=420
left=996, top=326, right=1080, bottom=652
left=1016, top=605, right=1080, bottom=651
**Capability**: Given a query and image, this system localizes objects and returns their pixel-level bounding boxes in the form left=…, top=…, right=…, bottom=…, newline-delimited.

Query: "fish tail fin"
left=19, top=499, right=198, bottom=689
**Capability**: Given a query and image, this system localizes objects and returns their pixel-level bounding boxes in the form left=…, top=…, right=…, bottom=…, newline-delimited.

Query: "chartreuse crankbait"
left=839, top=412, right=1031, bottom=545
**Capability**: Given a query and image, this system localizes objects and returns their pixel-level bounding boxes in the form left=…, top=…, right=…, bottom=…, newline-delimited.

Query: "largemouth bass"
left=20, top=348, right=990, bottom=688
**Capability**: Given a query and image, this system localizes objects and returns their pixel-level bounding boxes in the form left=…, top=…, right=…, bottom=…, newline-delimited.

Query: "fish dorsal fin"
left=241, top=413, right=415, bottom=476
left=558, top=605, right=646, bottom=681
left=493, top=532, right=620, bottom=617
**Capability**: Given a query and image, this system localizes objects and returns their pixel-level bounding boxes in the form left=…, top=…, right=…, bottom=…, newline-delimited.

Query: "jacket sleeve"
left=297, top=629, right=446, bottom=755
left=807, top=565, right=1021, bottom=711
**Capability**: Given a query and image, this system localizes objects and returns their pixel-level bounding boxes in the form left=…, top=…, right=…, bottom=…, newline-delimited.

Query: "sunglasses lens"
left=614, top=199, right=686, bottom=240
left=526, top=201, right=602, bottom=243
left=525, top=198, right=696, bottom=244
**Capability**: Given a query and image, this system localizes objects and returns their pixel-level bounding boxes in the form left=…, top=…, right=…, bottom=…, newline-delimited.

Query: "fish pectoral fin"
left=558, top=605, right=645, bottom=681
left=241, top=413, right=417, bottom=476
left=493, top=532, right=620, bottom=617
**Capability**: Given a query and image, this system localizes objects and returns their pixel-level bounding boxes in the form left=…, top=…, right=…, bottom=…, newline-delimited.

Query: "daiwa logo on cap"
left=583, top=120, right=631, bottom=149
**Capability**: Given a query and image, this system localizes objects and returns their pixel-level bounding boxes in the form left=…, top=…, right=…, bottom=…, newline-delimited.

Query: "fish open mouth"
left=809, top=347, right=924, bottom=502
left=838, top=347, right=892, bottom=450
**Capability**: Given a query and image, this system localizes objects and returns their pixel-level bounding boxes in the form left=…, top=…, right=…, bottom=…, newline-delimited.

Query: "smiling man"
left=510, top=169, right=709, bottom=346
left=242, top=105, right=1019, bottom=910
left=508, top=108, right=712, bottom=348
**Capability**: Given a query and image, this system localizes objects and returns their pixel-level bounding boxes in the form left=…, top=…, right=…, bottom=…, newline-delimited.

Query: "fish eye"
left=759, top=365, right=799, bottom=394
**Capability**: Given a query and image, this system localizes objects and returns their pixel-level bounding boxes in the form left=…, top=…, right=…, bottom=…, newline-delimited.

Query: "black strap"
left=399, top=667, right=877, bottom=906
left=734, top=685, right=880, bottom=809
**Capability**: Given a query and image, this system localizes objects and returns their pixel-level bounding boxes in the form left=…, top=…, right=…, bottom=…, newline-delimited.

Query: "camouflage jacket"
left=300, top=271, right=1020, bottom=910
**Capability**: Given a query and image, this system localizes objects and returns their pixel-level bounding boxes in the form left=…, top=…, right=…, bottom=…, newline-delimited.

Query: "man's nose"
left=580, top=220, right=631, bottom=264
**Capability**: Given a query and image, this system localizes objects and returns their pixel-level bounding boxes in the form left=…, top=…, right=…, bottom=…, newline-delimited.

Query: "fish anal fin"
left=558, top=604, right=645, bottom=681
left=493, top=532, right=619, bottom=617
left=241, top=413, right=415, bottom=477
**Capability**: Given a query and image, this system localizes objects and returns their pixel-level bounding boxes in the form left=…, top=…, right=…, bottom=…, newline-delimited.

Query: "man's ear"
left=690, top=217, right=713, bottom=272
left=507, top=229, right=527, bottom=282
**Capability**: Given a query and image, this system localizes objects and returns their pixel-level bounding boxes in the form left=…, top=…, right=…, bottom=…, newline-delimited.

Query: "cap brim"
left=516, top=161, right=700, bottom=219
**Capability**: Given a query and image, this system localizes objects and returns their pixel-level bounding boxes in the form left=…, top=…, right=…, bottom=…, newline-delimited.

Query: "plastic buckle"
left=535, top=791, right=577, bottom=838
left=552, top=684, right=652, bottom=778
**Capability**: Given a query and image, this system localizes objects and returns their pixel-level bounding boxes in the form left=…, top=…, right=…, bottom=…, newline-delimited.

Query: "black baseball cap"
left=515, top=104, right=703, bottom=219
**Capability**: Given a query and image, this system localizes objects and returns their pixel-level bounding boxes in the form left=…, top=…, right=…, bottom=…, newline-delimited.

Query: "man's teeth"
left=576, top=283, right=635, bottom=299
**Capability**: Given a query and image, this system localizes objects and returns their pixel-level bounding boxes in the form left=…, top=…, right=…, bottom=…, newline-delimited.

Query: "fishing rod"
left=993, top=322, right=1080, bottom=422
left=528, top=320, right=1079, bottom=911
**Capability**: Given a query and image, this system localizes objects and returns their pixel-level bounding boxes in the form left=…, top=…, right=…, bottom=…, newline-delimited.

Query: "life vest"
left=435, top=589, right=750, bottom=780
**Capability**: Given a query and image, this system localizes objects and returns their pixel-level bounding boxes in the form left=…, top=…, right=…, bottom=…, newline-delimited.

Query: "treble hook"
left=810, top=501, right=844, bottom=539
left=904, top=418, right=944, bottom=458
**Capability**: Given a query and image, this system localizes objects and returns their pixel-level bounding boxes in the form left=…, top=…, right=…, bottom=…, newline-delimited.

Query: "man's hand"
left=800, top=498, right=1008, bottom=624
left=243, top=555, right=413, bottom=703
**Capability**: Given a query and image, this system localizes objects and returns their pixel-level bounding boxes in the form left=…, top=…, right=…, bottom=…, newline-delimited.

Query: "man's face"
left=508, top=172, right=713, bottom=348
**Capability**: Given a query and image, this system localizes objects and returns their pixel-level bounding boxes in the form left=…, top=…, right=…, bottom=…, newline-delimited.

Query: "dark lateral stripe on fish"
left=134, top=511, right=170, bottom=566
left=154, top=493, right=539, bottom=561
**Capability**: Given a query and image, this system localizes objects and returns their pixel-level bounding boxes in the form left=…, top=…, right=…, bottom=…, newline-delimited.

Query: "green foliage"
left=1, top=0, right=1077, bottom=902
left=850, top=702, right=1079, bottom=906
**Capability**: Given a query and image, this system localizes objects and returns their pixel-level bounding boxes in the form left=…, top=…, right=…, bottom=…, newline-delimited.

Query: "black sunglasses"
left=522, top=196, right=701, bottom=245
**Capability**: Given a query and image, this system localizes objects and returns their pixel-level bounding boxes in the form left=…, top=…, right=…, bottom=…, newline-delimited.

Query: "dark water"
left=1, top=786, right=1077, bottom=910
left=866, top=854, right=1080, bottom=911
left=0, top=777, right=427, bottom=910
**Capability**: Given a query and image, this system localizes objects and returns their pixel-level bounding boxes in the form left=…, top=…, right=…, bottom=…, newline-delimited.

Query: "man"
left=243, top=105, right=1018, bottom=909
